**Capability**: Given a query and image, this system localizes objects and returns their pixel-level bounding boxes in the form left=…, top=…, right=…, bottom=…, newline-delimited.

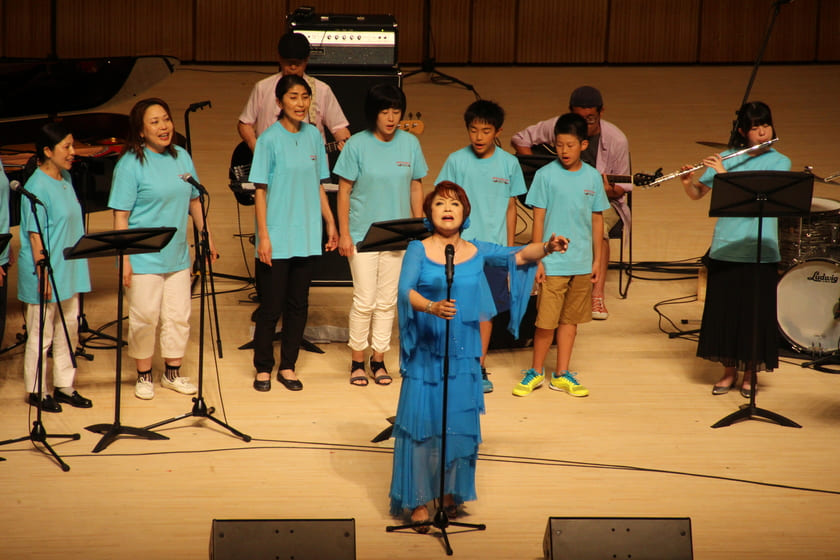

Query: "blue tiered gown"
left=389, top=240, right=536, bottom=515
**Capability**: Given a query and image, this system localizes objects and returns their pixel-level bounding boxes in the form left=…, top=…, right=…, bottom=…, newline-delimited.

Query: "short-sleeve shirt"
left=108, top=146, right=200, bottom=274
left=435, top=146, right=526, bottom=245
left=525, top=160, right=610, bottom=276
left=333, top=129, right=428, bottom=244
left=17, top=168, right=91, bottom=303
left=699, top=148, right=791, bottom=263
left=0, top=161, right=9, bottom=266
left=249, top=121, right=330, bottom=258
left=238, top=73, right=350, bottom=142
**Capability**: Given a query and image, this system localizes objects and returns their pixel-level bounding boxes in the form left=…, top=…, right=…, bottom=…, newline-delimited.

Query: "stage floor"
left=1, top=63, right=839, bottom=560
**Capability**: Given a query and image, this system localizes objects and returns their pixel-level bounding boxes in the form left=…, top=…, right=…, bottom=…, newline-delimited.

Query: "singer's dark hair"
left=364, top=83, right=405, bottom=131
left=275, top=74, right=311, bottom=103
left=34, top=122, right=72, bottom=164
left=464, top=99, right=504, bottom=130
left=423, top=181, right=472, bottom=226
left=123, top=97, right=178, bottom=165
left=731, top=101, right=776, bottom=149
left=21, top=122, right=73, bottom=184
left=553, top=112, right=588, bottom=142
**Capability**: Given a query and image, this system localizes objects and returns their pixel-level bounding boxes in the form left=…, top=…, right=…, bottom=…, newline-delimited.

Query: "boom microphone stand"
left=0, top=198, right=80, bottom=471
left=142, top=183, right=251, bottom=443
left=403, top=0, right=475, bottom=95
left=386, top=244, right=485, bottom=555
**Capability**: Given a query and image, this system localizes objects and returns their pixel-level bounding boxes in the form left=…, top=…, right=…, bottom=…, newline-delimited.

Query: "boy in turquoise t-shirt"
left=436, top=100, right=526, bottom=393
left=514, top=113, right=609, bottom=398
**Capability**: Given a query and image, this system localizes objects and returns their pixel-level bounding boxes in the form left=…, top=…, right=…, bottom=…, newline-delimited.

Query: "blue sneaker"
left=481, top=367, right=493, bottom=393
left=512, top=368, right=545, bottom=397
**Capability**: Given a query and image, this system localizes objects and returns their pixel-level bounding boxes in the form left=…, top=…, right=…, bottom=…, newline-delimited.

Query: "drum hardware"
left=777, top=258, right=840, bottom=372
left=778, top=196, right=840, bottom=269
left=639, top=138, right=779, bottom=189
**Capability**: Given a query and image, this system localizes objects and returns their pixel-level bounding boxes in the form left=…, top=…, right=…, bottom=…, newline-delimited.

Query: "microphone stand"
left=727, top=0, right=793, bottom=146
left=0, top=196, right=80, bottom=471
left=386, top=244, right=486, bottom=555
left=142, top=186, right=251, bottom=443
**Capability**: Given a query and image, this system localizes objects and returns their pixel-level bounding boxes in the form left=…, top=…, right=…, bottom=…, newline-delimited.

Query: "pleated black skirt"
left=697, top=257, right=779, bottom=372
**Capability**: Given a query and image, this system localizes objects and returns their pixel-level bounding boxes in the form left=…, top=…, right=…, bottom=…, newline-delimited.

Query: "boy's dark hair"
left=553, top=113, right=588, bottom=142
left=463, top=100, right=504, bottom=130
left=364, top=83, right=406, bottom=131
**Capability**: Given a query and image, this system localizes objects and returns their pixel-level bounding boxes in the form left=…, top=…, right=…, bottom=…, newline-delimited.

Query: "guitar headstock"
left=634, top=168, right=663, bottom=188
left=398, top=119, right=424, bottom=136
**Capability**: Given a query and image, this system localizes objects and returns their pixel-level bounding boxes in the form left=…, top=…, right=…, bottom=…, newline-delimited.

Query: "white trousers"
left=347, top=250, right=403, bottom=353
left=24, top=295, right=79, bottom=394
left=126, top=269, right=191, bottom=360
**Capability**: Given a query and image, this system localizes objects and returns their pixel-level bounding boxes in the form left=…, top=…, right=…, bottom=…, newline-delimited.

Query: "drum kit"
left=777, top=170, right=840, bottom=359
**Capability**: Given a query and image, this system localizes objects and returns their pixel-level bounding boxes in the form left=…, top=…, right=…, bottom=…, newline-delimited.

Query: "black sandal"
left=369, top=358, right=392, bottom=385
left=350, top=360, right=368, bottom=386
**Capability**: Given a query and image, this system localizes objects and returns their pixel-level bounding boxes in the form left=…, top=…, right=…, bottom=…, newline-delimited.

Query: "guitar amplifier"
left=289, top=13, right=398, bottom=68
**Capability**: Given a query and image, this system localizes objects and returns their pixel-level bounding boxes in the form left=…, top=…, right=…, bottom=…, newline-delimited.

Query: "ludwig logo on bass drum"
left=806, top=270, right=839, bottom=283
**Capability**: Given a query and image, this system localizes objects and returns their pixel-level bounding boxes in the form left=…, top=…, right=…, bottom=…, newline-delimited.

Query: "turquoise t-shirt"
left=0, top=161, right=9, bottom=266
left=108, top=146, right=200, bottom=274
left=333, top=129, right=428, bottom=244
left=17, top=168, right=91, bottom=304
left=525, top=160, right=609, bottom=276
left=699, top=148, right=791, bottom=263
left=435, top=146, right=526, bottom=245
left=249, top=121, right=329, bottom=258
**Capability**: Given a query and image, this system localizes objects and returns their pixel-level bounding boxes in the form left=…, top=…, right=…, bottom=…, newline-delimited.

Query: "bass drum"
left=777, top=258, right=840, bottom=354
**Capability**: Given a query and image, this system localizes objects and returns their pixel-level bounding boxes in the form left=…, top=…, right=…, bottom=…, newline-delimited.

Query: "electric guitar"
left=530, top=142, right=657, bottom=187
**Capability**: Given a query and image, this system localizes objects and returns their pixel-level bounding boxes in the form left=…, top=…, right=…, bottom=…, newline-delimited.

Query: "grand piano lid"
left=0, top=55, right=178, bottom=119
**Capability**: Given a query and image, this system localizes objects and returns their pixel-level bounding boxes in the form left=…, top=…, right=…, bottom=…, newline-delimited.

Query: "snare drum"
left=778, top=196, right=840, bottom=269
left=777, top=258, right=840, bottom=354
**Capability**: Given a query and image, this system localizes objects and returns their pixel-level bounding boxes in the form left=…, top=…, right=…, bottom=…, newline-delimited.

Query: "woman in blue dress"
left=18, top=123, right=92, bottom=412
left=389, top=181, right=568, bottom=528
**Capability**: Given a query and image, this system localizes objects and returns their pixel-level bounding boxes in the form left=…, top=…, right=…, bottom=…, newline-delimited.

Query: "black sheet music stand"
left=356, top=218, right=431, bottom=253
left=708, top=170, right=813, bottom=429
left=65, top=227, right=176, bottom=452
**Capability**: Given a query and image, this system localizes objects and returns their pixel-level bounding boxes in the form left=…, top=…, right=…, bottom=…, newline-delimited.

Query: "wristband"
left=425, top=300, right=433, bottom=314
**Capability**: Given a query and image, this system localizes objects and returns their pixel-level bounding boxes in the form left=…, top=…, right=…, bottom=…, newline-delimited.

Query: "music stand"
left=356, top=218, right=431, bottom=253
left=66, top=227, right=176, bottom=452
left=707, top=170, right=813, bottom=429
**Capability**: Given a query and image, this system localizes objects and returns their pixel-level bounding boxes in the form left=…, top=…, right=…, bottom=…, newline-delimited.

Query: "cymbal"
left=695, top=140, right=729, bottom=150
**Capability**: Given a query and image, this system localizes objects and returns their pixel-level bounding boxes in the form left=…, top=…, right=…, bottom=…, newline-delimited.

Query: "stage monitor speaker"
left=308, top=68, right=402, bottom=135
left=543, top=517, right=693, bottom=560
left=210, top=518, right=355, bottom=560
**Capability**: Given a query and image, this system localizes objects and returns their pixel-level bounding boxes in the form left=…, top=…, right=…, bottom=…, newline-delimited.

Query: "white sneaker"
left=161, top=376, right=198, bottom=395
left=135, top=377, right=155, bottom=400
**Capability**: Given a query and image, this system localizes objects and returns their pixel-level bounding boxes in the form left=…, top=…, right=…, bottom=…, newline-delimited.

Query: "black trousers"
left=252, top=257, right=314, bottom=373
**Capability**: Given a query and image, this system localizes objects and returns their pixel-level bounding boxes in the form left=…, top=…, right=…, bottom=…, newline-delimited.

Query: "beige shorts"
left=602, top=205, right=620, bottom=239
left=535, top=274, right=593, bottom=328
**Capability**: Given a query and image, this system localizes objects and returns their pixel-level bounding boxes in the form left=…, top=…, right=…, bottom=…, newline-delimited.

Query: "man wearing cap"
left=511, top=86, right=631, bottom=321
left=238, top=31, right=351, bottom=151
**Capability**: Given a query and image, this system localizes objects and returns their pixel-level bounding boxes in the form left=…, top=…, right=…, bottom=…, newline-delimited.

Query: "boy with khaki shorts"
left=513, top=113, right=610, bottom=397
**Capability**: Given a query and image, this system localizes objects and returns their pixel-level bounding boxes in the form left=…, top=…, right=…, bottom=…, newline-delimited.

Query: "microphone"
left=180, top=173, right=209, bottom=196
left=9, top=180, right=44, bottom=206
left=188, top=100, right=212, bottom=112
left=445, top=244, right=455, bottom=284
